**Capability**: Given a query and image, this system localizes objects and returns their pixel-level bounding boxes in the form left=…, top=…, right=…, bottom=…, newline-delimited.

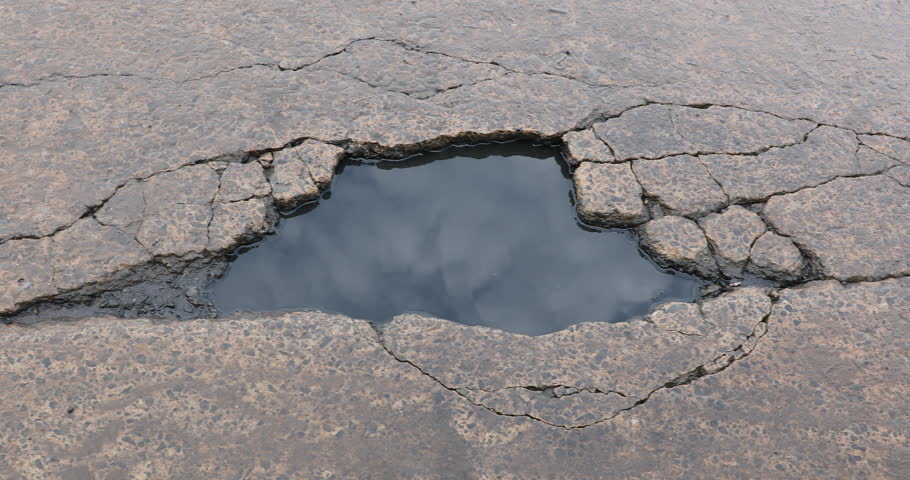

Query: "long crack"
left=3, top=108, right=906, bottom=319
left=621, top=123, right=823, bottom=162
left=366, top=325, right=573, bottom=429
left=2, top=36, right=907, bottom=145
left=2, top=118, right=903, bottom=316
left=696, top=156, right=733, bottom=201
left=756, top=171, right=910, bottom=285
left=204, top=165, right=226, bottom=250
left=578, top=126, right=901, bottom=221
left=301, top=66, right=509, bottom=101
left=859, top=137, right=910, bottom=165
left=759, top=163, right=903, bottom=204
left=367, top=292, right=776, bottom=430
left=2, top=56, right=900, bottom=431
left=3, top=24, right=908, bottom=458
left=3, top=42, right=910, bottom=313
left=0, top=72, right=152, bottom=90
left=448, top=384, right=630, bottom=398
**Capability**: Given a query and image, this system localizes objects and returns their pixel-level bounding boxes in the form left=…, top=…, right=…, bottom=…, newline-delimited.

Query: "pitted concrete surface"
left=1, top=280, right=908, bottom=478
left=1, top=1, right=909, bottom=478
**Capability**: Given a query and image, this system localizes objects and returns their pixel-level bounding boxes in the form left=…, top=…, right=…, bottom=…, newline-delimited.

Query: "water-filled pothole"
left=213, top=142, right=705, bottom=335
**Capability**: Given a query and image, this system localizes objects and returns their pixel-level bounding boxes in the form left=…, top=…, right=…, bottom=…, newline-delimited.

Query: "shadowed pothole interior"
left=213, top=142, right=705, bottom=335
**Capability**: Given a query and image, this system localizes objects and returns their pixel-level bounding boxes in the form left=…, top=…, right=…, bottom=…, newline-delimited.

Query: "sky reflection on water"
left=213, top=142, right=703, bottom=335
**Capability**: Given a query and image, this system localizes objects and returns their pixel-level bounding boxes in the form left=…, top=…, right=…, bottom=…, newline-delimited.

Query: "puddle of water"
left=213, top=142, right=704, bottom=335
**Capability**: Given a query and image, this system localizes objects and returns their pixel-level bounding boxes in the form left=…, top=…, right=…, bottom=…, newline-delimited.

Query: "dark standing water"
left=213, top=142, right=704, bottom=335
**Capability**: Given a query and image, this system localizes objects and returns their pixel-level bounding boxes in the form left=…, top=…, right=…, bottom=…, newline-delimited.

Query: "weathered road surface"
left=1, top=1, right=909, bottom=478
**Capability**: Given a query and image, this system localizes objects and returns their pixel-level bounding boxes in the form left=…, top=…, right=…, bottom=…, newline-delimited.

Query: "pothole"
left=213, top=142, right=706, bottom=335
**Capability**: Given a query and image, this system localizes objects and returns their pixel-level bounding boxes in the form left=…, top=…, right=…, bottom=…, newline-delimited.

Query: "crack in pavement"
left=757, top=163, right=903, bottom=206
left=303, top=66, right=509, bottom=101
left=366, top=293, right=775, bottom=430
left=859, top=137, right=910, bottom=164
left=2, top=35, right=907, bottom=146
left=181, top=36, right=383, bottom=83
left=601, top=119, right=823, bottom=162
left=756, top=171, right=910, bottom=284
left=0, top=113, right=903, bottom=317
left=0, top=118, right=582, bottom=247
left=472, top=385, right=632, bottom=399
left=0, top=108, right=903, bottom=315
left=2, top=73, right=909, bottom=313
left=204, top=165, right=225, bottom=250
left=696, top=156, right=733, bottom=202
left=0, top=72, right=154, bottom=90
left=2, top=63, right=900, bottom=431
left=578, top=124, right=901, bottom=218
left=0, top=154, right=240, bottom=246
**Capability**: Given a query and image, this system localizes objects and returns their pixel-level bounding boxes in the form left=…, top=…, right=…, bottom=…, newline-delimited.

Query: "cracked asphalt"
left=1, top=1, right=909, bottom=478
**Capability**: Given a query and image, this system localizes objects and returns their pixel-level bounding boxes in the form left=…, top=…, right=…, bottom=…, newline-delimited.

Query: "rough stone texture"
left=856, top=144, right=899, bottom=173
left=94, top=180, right=146, bottom=230
left=208, top=197, right=278, bottom=252
left=764, top=175, right=910, bottom=281
left=136, top=204, right=213, bottom=257
left=647, top=301, right=711, bottom=336
left=296, top=139, right=345, bottom=188
left=1, top=1, right=910, bottom=477
left=748, top=232, right=805, bottom=282
left=99, top=166, right=219, bottom=258
left=632, top=155, right=728, bottom=217
left=886, top=164, right=910, bottom=186
left=143, top=165, right=221, bottom=215
left=50, top=219, right=151, bottom=292
left=561, top=129, right=615, bottom=166
left=382, top=287, right=769, bottom=428
left=2, top=0, right=909, bottom=308
left=573, top=162, right=648, bottom=228
left=702, top=126, right=861, bottom=202
left=859, top=134, right=910, bottom=164
left=269, top=156, right=317, bottom=208
left=699, top=205, right=767, bottom=274
left=0, top=312, right=479, bottom=478
left=592, top=104, right=815, bottom=160
left=639, top=216, right=717, bottom=277
left=269, top=140, right=345, bottom=209
left=216, top=161, right=271, bottom=203
left=699, top=287, right=773, bottom=340
left=95, top=164, right=221, bottom=234
left=314, top=38, right=507, bottom=99
left=1, top=0, right=908, bottom=248
left=0, top=238, right=57, bottom=314
left=640, top=278, right=910, bottom=479
left=0, top=157, right=283, bottom=314
left=1, top=279, right=908, bottom=478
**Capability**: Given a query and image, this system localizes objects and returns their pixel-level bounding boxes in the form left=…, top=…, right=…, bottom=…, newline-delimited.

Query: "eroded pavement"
left=1, top=1, right=909, bottom=478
